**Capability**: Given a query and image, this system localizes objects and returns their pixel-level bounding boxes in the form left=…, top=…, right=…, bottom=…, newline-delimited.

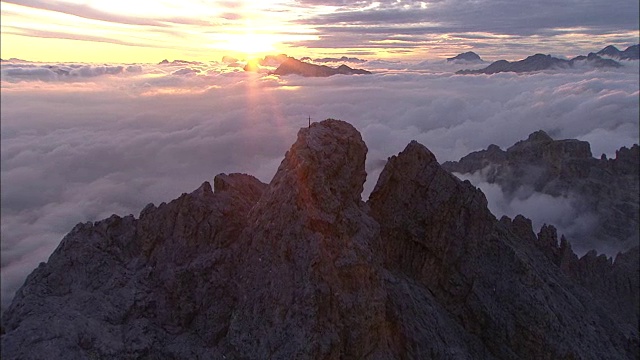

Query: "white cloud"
left=454, top=171, right=601, bottom=255
left=1, top=60, right=638, bottom=307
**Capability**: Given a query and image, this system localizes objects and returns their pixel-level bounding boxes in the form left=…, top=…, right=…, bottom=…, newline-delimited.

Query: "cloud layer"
left=1, top=59, right=639, bottom=308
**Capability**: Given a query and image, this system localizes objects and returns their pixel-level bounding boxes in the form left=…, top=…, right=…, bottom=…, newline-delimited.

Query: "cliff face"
left=442, top=130, right=639, bottom=254
left=2, top=120, right=638, bottom=359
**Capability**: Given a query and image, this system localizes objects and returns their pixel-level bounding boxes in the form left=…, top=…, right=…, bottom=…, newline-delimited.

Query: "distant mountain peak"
left=526, top=130, right=553, bottom=142
left=447, top=51, right=483, bottom=62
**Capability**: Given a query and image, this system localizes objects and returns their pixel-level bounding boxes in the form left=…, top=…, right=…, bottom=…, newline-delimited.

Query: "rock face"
left=447, top=51, right=483, bottom=62
left=2, top=120, right=638, bottom=359
left=442, top=130, right=639, bottom=253
left=458, top=53, right=621, bottom=74
left=273, top=57, right=372, bottom=77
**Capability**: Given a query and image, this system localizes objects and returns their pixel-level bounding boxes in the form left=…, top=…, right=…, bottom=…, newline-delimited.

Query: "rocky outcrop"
left=442, top=131, right=639, bottom=253
left=458, top=53, right=621, bottom=74
left=272, top=58, right=371, bottom=77
left=2, top=120, right=638, bottom=359
left=447, top=51, right=483, bottom=62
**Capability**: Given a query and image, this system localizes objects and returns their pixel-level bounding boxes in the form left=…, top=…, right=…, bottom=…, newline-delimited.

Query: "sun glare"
left=220, top=32, right=278, bottom=56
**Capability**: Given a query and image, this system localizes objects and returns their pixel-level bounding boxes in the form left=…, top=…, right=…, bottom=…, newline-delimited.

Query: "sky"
left=1, top=0, right=639, bottom=63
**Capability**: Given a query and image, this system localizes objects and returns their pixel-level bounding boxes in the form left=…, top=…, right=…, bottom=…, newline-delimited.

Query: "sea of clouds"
left=1, top=58, right=638, bottom=308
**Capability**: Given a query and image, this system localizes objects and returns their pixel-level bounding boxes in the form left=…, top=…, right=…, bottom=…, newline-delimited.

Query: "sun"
left=221, top=32, right=278, bottom=57
left=205, top=7, right=318, bottom=60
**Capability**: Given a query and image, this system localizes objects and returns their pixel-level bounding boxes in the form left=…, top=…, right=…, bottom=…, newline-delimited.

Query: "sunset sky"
left=1, top=0, right=638, bottom=63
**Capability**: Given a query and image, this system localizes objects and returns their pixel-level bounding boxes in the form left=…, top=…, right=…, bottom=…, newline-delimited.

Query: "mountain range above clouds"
left=303, top=56, right=367, bottom=64
left=455, top=44, right=638, bottom=74
left=2, top=44, right=636, bottom=80
left=232, top=43, right=638, bottom=77
left=596, top=44, right=640, bottom=60
left=2, top=120, right=638, bottom=359
left=456, top=53, right=622, bottom=74
left=442, top=130, right=639, bottom=255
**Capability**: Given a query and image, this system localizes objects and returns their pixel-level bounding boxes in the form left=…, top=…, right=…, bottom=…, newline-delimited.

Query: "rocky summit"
left=1, top=120, right=638, bottom=359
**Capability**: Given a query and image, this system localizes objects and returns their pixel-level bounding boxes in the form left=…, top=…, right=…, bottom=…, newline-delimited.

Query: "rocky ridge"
left=442, top=130, right=639, bottom=254
left=2, top=120, right=638, bottom=359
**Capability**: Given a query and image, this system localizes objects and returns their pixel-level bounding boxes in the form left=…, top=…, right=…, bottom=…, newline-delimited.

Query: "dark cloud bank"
left=1, top=58, right=638, bottom=307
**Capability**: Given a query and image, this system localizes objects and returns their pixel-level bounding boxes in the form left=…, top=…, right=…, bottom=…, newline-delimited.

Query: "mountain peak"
left=526, top=129, right=553, bottom=142
left=447, top=51, right=483, bottom=62
left=268, top=119, right=368, bottom=207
